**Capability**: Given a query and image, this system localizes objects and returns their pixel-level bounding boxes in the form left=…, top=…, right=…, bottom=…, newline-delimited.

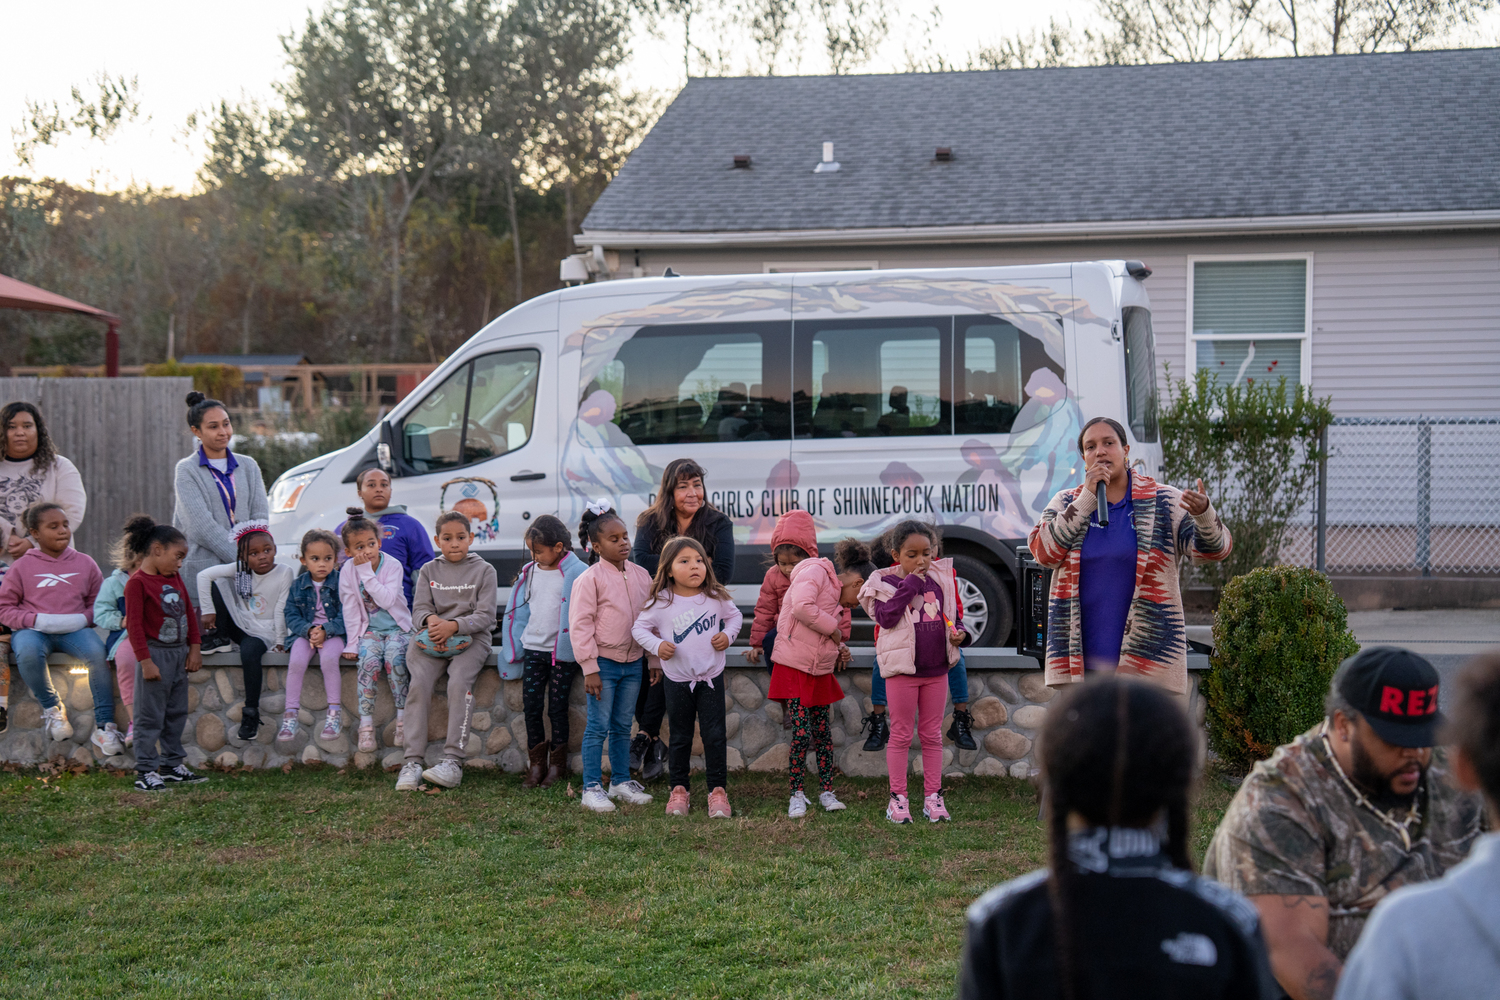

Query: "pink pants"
left=112, top=641, right=137, bottom=706
left=886, top=673, right=947, bottom=798
left=286, top=636, right=346, bottom=712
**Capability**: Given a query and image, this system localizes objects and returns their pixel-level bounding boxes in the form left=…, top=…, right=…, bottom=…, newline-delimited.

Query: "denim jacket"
left=284, top=568, right=346, bottom=644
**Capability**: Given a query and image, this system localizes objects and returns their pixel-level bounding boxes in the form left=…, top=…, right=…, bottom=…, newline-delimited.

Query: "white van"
left=268, top=261, right=1161, bottom=646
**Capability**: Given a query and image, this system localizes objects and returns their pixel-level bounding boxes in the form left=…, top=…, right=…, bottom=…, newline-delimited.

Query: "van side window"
left=954, top=316, right=1064, bottom=436
left=402, top=349, right=541, bottom=472
left=590, top=323, right=791, bottom=446
left=794, top=318, right=951, bottom=438
left=1122, top=306, right=1159, bottom=443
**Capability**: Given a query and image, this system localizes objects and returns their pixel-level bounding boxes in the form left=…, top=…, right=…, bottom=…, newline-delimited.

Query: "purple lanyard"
left=207, top=464, right=237, bottom=522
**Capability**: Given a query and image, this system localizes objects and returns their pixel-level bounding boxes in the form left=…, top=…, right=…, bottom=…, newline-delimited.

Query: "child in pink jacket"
left=858, top=520, right=971, bottom=826
left=771, top=537, right=875, bottom=818
left=339, top=508, right=413, bottom=753
left=568, top=502, right=655, bottom=814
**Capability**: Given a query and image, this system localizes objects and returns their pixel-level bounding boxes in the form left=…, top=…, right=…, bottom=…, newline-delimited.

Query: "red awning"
left=0, top=272, right=119, bottom=322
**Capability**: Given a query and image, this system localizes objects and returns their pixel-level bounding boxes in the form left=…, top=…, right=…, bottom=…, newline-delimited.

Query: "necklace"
left=1320, top=727, right=1423, bottom=851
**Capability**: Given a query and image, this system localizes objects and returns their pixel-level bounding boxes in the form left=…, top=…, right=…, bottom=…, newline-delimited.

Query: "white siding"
left=625, top=229, right=1500, bottom=418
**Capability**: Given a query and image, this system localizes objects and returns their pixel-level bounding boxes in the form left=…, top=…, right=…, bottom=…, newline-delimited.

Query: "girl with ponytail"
left=957, top=678, right=1278, bottom=999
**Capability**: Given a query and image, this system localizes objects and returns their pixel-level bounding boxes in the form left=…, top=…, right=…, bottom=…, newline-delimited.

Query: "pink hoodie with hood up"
left=773, top=556, right=847, bottom=676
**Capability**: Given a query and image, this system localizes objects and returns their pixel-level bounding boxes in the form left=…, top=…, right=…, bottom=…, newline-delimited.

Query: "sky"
left=0, top=0, right=1083, bottom=193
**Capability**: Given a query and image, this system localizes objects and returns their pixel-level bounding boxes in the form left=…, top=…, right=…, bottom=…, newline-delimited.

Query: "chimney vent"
left=813, top=141, right=841, bottom=173
left=934, top=146, right=953, bottom=162
left=732, top=153, right=751, bottom=169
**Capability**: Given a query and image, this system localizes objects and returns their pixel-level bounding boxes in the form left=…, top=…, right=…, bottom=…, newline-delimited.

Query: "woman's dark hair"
left=0, top=401, right=56, bottom=473
left=21, top=501, right=65, bottom=535
left=834, top=538, right=877, bottom=580
left=1077, top=416, right=1129, bottom=455
left=645, top=536, right=731, bottom=608
left=299, top=529, right=340, bottom=558
left=578, top=506, right=624, bottom=565
left=1040, top=678, right=1197, bottom=1000
left=881, top=519, right=940, bottom=560
left=122, top=514, right=185, bottom=557
left=1444, top=652, right=1500, bottom=807
left=354, top=466, right=389, bottom=490
left=637, top=458, right=716, bottom=542
left=525, top=514, right=572, bottom=552
left=340, top=507, right=379, bottom=548
left=185, top=391, right=229, bottom=430
left=435, top=510, right=469, bottom=534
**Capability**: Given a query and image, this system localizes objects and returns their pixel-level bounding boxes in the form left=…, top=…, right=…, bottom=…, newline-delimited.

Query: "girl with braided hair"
left=958, top=678, right=1279, bottom=1000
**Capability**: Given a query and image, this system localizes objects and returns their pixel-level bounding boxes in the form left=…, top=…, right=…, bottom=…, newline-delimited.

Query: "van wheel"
left=951, top=555, right=1013, bottom=647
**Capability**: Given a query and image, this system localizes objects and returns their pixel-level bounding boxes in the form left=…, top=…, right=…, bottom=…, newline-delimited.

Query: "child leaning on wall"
left=94, top=530, right=147, bottom=748
left=338, top=508, right=413, bottom=754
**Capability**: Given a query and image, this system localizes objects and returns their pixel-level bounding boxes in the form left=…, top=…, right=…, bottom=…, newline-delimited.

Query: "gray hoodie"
left=1336, top=830, right=1500, bottom=1000
left=412, top=553, right=497, bottom=645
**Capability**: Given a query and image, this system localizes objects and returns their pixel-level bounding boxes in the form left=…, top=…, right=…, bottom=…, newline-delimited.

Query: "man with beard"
left=1204, top=648, right=1484, bottom=1000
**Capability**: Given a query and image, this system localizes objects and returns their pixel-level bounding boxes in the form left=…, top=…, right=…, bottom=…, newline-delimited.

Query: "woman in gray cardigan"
left=173, top=392, right=269, bottom=609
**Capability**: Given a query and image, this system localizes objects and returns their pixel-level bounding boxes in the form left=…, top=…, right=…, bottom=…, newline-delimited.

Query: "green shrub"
left=1204, top=565, right=1359, bottom=772
left=143, top=361, right=244, bottom=401
left=233, top=402, right=375, bottom=486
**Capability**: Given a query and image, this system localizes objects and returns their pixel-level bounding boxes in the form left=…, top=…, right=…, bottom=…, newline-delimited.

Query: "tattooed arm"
left=1252, top=895, right=1341, bottom=1000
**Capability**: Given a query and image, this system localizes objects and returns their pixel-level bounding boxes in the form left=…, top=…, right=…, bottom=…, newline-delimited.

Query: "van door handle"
left=510, top=472, right=546, bottom=482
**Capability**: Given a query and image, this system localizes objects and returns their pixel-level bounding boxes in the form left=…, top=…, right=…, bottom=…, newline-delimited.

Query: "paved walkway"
left=1349, top=610, right=1498, bottom=710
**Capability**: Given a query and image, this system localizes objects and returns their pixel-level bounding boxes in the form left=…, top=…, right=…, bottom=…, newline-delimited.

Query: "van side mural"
left=439, top=477, right=501, bottom=543
left=560, top=279, right=1091, bottom=542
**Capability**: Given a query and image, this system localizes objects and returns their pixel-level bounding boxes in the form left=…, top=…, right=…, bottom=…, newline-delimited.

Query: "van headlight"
left=270, top=469, right=322, bottom=513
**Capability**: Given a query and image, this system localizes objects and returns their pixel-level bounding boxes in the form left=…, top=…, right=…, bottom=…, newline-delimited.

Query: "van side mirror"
left=378, top=420, right=398, bottom=474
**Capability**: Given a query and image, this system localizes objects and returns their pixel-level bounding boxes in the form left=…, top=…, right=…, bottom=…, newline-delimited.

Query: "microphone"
left=1096, top=481, right=1109, bottom=526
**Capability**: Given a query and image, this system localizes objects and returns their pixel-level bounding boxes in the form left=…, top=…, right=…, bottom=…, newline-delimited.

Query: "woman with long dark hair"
left=958, top=678, right=1278, bottom=999
left=1027, top=416, right=1231, bottom=694
left=0, top=401, right=86, bottom=567
left=628, top=458, right=736, bottom=779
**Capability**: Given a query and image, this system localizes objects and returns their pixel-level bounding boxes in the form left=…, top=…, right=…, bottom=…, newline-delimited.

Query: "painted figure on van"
left=439, top=478, right=501, bottom=543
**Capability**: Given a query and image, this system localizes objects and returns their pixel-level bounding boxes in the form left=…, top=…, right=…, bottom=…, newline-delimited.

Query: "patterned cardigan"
left=1026, top=473, right=1232, bottom=694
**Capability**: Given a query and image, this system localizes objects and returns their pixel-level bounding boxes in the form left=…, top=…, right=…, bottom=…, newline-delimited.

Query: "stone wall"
left=0, top=651, right=1206, bottom=778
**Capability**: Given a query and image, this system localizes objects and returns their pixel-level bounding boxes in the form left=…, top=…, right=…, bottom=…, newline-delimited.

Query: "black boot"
left=860, top=712, right=890, bottom=752
left=628, top=732, right=651, bottom=772
left=641, top=737, right=668, bottom=782
left=946, top=708, right=977, bottom=750
left=237, top=707, right=260, bottom=741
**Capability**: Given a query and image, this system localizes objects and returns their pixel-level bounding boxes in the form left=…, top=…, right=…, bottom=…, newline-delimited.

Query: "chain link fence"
left=1280, top=417, right=1500, bottom=575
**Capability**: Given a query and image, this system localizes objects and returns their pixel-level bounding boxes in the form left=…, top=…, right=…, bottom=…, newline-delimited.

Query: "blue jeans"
left=13, top=628, right=112, bottom=726
left=582, top=656, right=644, bottom=789
left=871, top=650, right=968, bottom=707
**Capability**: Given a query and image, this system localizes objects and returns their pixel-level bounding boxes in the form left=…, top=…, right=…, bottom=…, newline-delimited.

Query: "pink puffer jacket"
left=773, top=557, right=845, bottom=676
left=858, top=559, right=961, bottom=678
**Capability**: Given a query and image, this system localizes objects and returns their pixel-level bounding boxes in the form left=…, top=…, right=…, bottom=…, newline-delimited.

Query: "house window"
left=1190, top=258, right=1310, bottom=388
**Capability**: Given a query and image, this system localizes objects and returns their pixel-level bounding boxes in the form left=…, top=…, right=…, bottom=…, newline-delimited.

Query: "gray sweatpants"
left=134, top=642, right=189, bottom=773
left=403, top=641, right=490, bottom=762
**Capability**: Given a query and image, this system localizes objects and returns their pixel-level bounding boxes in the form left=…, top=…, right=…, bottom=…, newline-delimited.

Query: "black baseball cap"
left=1335, top=646, right=1444, bottom=748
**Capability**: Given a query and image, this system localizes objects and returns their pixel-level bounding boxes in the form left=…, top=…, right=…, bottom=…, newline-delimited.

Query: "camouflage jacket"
left=1204, top=725, right=1484, bottom=960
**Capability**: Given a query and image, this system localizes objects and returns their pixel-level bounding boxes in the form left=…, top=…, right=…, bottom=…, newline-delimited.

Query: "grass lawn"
left=0, top=764, right=1235, bottom=999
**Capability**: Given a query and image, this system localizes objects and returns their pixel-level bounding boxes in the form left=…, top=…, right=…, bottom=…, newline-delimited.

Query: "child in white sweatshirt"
left=631, top=536, right=742, bottom=819
left=197, top=520, right=292, bottom=741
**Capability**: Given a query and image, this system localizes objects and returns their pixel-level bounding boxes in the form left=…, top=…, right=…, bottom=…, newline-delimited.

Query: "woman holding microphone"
left=1026, top=417, right=1232, bottom=694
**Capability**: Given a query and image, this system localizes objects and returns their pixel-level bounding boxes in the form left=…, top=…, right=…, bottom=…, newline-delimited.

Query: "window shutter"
left=1193, top=261, right=1306, bottom=336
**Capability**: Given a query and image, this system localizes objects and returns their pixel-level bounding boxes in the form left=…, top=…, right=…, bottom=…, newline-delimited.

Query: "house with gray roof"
left=578, top=49, right=1500, bottom=419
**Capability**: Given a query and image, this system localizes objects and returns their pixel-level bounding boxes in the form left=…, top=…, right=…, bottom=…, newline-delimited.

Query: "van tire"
left=951, top=555, right=1013, bottom=647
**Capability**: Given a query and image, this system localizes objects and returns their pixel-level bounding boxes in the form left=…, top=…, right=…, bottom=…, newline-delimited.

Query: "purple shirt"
left=874, top=571, right=950, bottom=676
left=1079, top=476, right=1139, bottom=671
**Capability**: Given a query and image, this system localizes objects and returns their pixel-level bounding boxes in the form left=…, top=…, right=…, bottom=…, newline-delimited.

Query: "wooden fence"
left=0, top=378, right=195, bottom=568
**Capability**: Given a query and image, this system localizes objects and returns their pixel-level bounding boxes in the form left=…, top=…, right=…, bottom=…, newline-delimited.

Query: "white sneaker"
left=43, top=705, right=73, bottom=742
left=581, top=783, right=616, bottom=812
left=819, top=790, right=846, bottom=812
left=91, top=722, right=125, bottom=756
left=608, top=779, right=653, bottom=806
left=788, top=790, right=809, bottom=818
left=422, top=757, right=463, bottom=788
left=395, top=760, right=424, bottom=791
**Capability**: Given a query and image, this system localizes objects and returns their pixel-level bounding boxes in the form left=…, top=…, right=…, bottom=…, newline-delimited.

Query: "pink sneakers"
left=923, top=791, right=951, bottom=823
left=707, top=787, right=732, bottom=819
left=357, top=722, right=376, bottom=753
left=666, top=785, right=691, bottom=816
left=886, top=793, right=912, bottom=824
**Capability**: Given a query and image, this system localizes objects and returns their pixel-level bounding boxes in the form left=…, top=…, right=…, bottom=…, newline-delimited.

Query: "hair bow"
left=585, top=498, right=613, bottom=517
